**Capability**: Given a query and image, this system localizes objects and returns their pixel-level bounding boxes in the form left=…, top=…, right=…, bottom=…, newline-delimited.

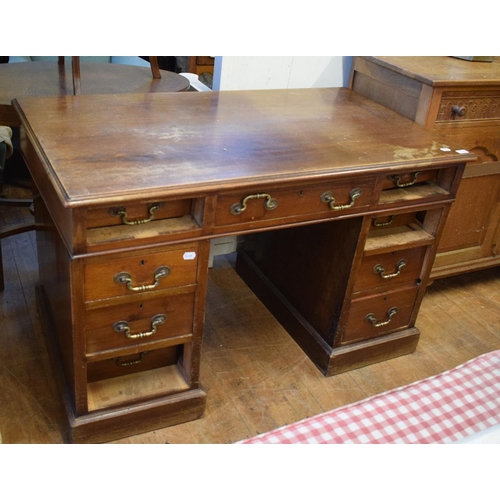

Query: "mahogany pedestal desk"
left=349, top=56, right=500, bottom=279
left=13, top=89, right=474, bottom=443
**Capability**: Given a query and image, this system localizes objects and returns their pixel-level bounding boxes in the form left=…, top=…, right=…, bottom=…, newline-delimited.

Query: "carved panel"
left=437, top=95, right=500, bottom=122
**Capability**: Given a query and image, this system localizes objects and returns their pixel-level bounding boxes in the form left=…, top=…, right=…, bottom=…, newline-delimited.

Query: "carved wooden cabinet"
left=349, top=56, right=500, bottom=279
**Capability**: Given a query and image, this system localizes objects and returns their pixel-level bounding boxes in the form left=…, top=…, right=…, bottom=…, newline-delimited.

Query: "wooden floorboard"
left=1, top=195, right=500, bottom=444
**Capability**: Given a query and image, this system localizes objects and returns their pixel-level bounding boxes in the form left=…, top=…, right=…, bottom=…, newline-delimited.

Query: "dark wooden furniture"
left=0, top=140, right=35, bottom=291
left=349, top=56, right=500, bottom=279
left=0, top=61, right=190, bottom=127
left=57, top=57, right=162, bottom=95
left=13, top=88, right=473, bottom=443
left=187, top=56, right=215, bottom=76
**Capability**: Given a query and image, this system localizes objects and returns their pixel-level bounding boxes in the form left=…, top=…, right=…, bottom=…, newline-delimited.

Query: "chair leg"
left=149, top=57, right=161, bottom=79
left=72, top=56, right=81, bottom=95
left=0, top=242, right=4, bottom=292
left=0, top=223, right=36, bottom=292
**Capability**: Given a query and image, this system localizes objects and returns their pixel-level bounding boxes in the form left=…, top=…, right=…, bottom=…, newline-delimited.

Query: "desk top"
left=14, top=88, right=475, bottom=207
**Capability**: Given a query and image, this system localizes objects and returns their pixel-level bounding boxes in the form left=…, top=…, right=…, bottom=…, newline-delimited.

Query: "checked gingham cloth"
left=239, top=350, right=500, bottom=444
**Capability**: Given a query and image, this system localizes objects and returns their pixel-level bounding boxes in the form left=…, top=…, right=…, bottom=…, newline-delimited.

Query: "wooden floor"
left=1, top=184, right=500, bottom=444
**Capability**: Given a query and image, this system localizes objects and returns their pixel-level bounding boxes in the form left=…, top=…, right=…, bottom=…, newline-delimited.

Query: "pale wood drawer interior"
left=86, top=198, right=204, bottom=249
left=87, top=346, right=189, bottom=412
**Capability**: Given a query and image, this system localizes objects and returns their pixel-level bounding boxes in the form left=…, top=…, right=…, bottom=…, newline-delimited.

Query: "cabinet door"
left=432, top=161, right=500, bottom=277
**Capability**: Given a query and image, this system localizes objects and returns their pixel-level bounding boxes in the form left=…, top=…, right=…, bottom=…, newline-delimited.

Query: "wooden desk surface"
left=14, top=88, right=473, bottom=208
left=363, top=56, right=500, bottom=87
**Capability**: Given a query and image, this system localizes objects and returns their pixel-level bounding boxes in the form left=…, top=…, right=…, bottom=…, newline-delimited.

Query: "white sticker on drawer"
left=183, top=252, right=197, bottom=260
left=455, top=149, right=470, bottom=154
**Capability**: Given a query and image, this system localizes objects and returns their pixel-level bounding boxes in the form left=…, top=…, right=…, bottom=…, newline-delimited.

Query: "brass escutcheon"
left=112, top=314, right=167, bottom=339
left=230, top=193, right=279, bottom=215
left=114, top=266, right=171, bottom=292
left=320, top=187, right=362, bottom=211
left=108, top=202, right=163, bottom=225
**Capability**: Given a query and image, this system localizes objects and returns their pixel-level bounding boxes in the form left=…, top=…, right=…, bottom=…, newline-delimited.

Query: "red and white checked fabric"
left=239, top=350, right=500, bottom=444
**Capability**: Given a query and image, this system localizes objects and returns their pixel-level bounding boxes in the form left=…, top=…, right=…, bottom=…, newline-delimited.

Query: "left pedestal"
left=34, top=192, right=209, bottom=443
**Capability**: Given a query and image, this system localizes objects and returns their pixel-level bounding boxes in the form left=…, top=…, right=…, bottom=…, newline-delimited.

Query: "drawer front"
left=84, top=244, right=199, bottom=302
left=87, top=198, right=193, bottom=229
left=342, top=286, right=418, bottom=344
left=369, top=211, right=422, bottom=231
left=381, top=169, right=438, bottom=191
left=87, top=345, right=180, bottom=383
left=378, top=168, right=453, bottom=206
left=436, top=90, right=500, bottom=123
left=85, top=198, right=203, bottom=251
left=353, top=246, right=427, bottom=293
left=214, top=178, right=375, bottom=227
left=85, top=292, right=195, bottom=354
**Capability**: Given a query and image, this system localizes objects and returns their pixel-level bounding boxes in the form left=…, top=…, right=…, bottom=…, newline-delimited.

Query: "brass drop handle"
left=365, top=307, right=398, bottom=328
left=452, top=105, right=466, bottom=117
left=373, top=259, right=407, bottom=279
left=230, top=193, right=279, bottom=215
left=388, top=171, right=421, bottom=188
left=114, top=266, right=171, bottom=292
left=373, top=215, right=395, bottom=227
left=114, top=351, right=149, bottom=366
left=109, top=203, right=162, bottom=225
left=321, top=188, right=362, bottom=211
left=113, top=314, right=167, bottom=339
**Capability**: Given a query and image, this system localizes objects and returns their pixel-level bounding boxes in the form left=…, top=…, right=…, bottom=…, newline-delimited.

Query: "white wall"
left=213, top=56, right=352, bottom=91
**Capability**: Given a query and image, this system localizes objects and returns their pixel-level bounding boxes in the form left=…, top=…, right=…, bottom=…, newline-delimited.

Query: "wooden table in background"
left=0, top=61, right=190, bottom=126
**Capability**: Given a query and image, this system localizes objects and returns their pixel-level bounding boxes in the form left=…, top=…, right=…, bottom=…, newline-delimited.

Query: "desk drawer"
left=342, top=286, right=418, bottom=344
left=381, top=169, right=439, bottom=191
left=85, top=292, right=195, bottom=355
left=370, top=211, right=422, bottom=230
left=87, top=345, right=180, bottom=383
left=85, top=198, right=203, bottom=250
left=214, top=178, right=375, bottom=227
left=86, top=344, right=192, bottom=412
left=378, top=168, right=455, bottom=206
left=353, top=246, right=427, bottom=293
left=436, top=90, right=500, bottom=123
left=84, top=243, right=199, bottom=302
left=87, top=198, right=193, bottom=228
